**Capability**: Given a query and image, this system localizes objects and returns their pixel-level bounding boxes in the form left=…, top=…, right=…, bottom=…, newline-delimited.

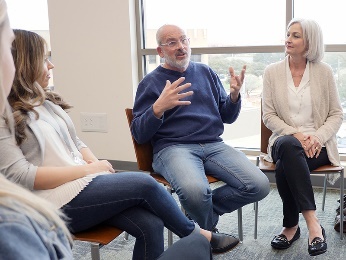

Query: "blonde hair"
left=0, top=174, right=72, bottom=243
left=0, top=0, right=8, bottom=113
left=0, top=0, right=72, bottom=244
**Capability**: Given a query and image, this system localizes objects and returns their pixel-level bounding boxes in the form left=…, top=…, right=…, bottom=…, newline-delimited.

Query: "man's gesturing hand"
left=153, top=77, right=193, bottom=118
left=229, top=65, right=246, bottom=102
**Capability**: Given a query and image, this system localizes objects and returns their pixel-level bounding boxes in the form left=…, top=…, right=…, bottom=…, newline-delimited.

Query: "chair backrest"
left=125, top=108, right=154, bottom=172
left=260, top=104, right=272, bottom=154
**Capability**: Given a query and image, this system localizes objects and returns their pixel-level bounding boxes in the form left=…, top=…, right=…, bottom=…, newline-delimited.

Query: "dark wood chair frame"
left=73, top=225, right=123, bottom=260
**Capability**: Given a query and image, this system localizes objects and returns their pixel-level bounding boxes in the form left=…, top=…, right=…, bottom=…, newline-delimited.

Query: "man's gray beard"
left=165, top=52, right=191, bottom=71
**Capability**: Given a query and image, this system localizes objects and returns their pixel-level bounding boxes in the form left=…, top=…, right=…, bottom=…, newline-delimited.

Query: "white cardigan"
left=262, top=56, right=343, bottom=184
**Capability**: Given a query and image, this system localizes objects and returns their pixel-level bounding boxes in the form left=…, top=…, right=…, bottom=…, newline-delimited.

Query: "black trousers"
left=272, top=135, right=330, bottom=227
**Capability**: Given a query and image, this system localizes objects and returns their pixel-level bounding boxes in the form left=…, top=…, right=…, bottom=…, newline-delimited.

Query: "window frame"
left=134, top=0, right=346, bottom=158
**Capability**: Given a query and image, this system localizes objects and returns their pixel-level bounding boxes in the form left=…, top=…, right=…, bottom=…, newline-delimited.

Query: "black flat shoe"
left=271, top=226, right=300, bottom=250
left=308, top=226, right=327, bottom=256
left=210, top=232, right=240, bottom=254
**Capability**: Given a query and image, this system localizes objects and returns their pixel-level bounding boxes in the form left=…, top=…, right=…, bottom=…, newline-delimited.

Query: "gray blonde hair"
left=0, top=0, right=8, bottom=113
left=287, top=18, right=324, bottom=63
left=0, top=0, right=72, bottom=243
left=0, top=174, right=72, bottom=243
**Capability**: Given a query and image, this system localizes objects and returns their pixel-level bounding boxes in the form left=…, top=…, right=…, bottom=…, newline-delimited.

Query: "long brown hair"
left=8, top=29, right=72, bottom=145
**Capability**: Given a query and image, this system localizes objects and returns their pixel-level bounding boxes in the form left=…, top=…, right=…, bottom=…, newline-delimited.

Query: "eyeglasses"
left=160, top=38, right=190, bottom=48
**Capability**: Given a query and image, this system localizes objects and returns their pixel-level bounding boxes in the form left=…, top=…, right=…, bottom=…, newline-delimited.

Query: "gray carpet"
left=72, top=184, right=345, bottom=260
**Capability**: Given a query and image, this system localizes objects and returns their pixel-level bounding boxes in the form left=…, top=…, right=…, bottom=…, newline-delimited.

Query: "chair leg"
left=168, top=229, right=173, bottom=246
left=340, top=169, right=344, bottom=240
left=167, top=186, right=174, bottom=246
left=237, top=208, right=243, bottom=242
left=90, top=243, right=101, bottom=260
left=322, top=174, right=328, bottom=211
left=254, top=202, right=258, bottom=239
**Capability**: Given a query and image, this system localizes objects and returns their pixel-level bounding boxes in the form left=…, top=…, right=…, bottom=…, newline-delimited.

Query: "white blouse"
left=286, top=59, right=316, bottom=135
left=33, top=105, right=108, bottom=209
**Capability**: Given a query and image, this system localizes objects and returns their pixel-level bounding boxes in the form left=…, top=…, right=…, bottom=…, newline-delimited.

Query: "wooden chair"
left=125, top=108, right=244, bottom=243
left=73, top=225, right=123, bottom=260
left=256, top=110, right=344, bottom=240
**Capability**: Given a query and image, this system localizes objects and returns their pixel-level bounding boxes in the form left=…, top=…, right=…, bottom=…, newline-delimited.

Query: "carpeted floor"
left=72, top=184, right=345, bottom=260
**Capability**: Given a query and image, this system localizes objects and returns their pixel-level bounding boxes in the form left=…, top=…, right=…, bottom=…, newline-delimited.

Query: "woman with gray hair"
left=262, top=18, right=343, bottom=256
left=0, top=0, right=73, bottom=258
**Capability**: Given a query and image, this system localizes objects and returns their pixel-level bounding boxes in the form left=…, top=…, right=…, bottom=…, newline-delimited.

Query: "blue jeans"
left=153, top=142, right=270, bottom=230
left=272, top=135, right=331, bottom=227
left=61, top=172, right=196, bottom=260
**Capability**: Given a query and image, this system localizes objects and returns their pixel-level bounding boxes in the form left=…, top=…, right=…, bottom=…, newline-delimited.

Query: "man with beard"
left=131, top=24, right=270, bottom=253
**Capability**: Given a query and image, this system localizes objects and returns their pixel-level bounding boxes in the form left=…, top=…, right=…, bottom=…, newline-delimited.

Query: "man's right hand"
left=152, top=77, right=193, bottom=118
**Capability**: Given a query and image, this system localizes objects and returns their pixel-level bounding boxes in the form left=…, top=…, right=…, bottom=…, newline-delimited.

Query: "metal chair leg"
left=322, top=174, right=328, bottom=211
left=237, top=207, right=243, bottom=242
left=90, top=243, right=101, bottom=260
left=254, top=202, right=258, bottom=239
left=168, top=230, right=173, bottom=246
left=167, top=186, right=174, bottom=246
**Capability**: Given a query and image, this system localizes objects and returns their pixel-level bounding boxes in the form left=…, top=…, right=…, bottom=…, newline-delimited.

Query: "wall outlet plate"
left=80, top=112, right=108, bottom=132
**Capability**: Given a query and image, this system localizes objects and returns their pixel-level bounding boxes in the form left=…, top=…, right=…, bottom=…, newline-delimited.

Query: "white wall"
left=47, top=0, right=137, bottom=161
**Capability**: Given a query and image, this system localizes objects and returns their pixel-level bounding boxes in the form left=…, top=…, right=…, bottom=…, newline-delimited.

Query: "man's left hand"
left=229, top=65, right=246, bottom=102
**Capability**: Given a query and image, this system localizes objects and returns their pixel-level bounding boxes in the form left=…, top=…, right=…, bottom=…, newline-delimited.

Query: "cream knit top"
left=262, top=56, right=343, bottom=184
left=32, top=105, right=108, bottom=209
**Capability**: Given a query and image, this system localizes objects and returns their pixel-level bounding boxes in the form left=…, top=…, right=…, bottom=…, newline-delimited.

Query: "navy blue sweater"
left=132, top=62, right=241, bottom=154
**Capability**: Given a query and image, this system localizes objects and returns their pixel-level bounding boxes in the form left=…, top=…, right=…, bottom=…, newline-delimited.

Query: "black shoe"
left=210, top=232, right=239, bottom=254
left=308, top=226, right=327, bottom=256
left=271, top=226, right=300, bottom=250
left=212, top=227, right=219, bottom=233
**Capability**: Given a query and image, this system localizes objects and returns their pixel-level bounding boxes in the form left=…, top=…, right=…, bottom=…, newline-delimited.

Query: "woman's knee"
left=276, top=135, right=301, bottom=150
left=111, top=209, right=165, bottom=240
left=122, top=172, right=161, bottom=192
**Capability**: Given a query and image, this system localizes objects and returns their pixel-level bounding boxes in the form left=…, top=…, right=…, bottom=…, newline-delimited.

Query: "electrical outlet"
left=80, top=113, right=108, bottom=132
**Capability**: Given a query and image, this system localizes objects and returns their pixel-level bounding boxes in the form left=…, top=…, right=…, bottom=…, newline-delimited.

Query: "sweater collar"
left=157, top=61, right=193, bottom=76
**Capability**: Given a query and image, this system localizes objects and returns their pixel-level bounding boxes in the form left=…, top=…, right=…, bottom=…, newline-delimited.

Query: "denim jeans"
left=272, top=135, right=331, bottom=227
left=61, top=172, right=196, bottom=260
left=153, top=142, right=270, bottom=230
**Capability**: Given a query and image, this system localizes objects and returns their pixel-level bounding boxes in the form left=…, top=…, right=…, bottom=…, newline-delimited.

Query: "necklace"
left=292, top=73, right=303, bottom=77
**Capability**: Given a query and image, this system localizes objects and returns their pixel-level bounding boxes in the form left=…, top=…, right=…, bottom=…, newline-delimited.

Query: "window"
left=294, top=0, right=346, bottom=44
left=136, top=0, right=346, bottom=153
left=148, top=55, right=157, bottom=64
left=7, top=0, right=54, bottom=88
left=142, top=0, right=286, bottom=48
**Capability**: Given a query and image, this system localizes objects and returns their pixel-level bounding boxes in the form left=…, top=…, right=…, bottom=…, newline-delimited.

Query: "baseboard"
left=108, top=160, right=342, bottom=190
